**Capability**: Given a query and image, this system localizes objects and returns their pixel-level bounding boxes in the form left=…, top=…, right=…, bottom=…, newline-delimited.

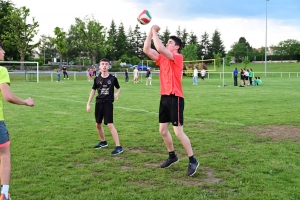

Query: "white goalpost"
left=0, top=61, right=39, bottom=82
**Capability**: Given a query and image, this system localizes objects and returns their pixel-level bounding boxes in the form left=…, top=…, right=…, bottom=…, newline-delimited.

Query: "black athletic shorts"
left=159, top=95, right=184, bottom=126
left=95, top=102, right=113, bottom=125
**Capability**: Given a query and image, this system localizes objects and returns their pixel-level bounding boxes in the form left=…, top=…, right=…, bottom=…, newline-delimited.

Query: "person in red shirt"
left=143, top=25, right=199, bottom=176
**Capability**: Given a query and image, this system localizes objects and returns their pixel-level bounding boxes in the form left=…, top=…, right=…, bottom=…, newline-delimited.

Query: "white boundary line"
left=23, top=94, right=245, bottom=126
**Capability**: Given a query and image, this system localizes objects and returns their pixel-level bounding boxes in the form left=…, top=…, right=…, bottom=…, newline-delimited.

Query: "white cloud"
left=12, top=0, right=300, bottom=52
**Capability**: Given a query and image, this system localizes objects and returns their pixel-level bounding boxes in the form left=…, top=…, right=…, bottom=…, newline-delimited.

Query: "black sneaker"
left=94, top=141, right=108, bottom=149
left=160, top=156, right=179, bottom=168
left=186, top=160, right=200, bottom=176
left=111, top=146, right=123, bottom=155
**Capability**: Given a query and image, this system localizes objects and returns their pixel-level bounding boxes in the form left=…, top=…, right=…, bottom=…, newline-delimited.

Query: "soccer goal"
left=0, top=61, right=39, bottom=82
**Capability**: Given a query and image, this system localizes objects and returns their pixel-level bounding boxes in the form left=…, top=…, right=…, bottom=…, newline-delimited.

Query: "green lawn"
left=219, top=62, right=300, bottom=72
left=3, top=74, right=300, bottom=199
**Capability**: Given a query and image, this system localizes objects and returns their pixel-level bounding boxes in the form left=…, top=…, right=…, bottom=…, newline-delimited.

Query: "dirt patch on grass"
left=74, top=162, right=84, bottom=167
left=249, top=125, right=300, bottom=141
left=93, top=158, right=105, bottom=163
left=126, top=148, right=145, bottom=153
left=120, top=165, right=132, bottom=170
left=178, top=167, right=222, bottom=187
left=203, top=167, right=222, bottom=184
left=144, top=163, right=158, bottom=167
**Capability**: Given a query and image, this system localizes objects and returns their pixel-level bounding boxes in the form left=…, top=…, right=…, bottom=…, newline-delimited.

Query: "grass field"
left=3, top=69, right=300, bottom=199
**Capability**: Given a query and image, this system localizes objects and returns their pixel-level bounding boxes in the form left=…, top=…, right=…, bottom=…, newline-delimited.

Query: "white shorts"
left=134, top=76, right=139, bottom=79
left=147, top=77, right=151, bottom=80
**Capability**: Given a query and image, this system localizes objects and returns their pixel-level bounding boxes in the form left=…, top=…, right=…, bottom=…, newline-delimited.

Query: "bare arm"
left=0, top=83, right=34, bottom=106
left=114, top=88, right=120, bottom=100
left=143, top=29, right=159, bottom=61
left=86, top=89, right=96, bottom=112
left=151, top=25, right=174, bottom=61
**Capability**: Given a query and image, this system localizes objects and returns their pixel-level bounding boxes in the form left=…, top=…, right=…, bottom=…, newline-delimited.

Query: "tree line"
left=1, top=0, right=300, bottom=70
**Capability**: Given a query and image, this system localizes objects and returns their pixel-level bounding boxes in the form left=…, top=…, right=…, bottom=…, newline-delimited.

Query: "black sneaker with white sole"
left=160, top=156, right=179, bottom=168
left=111, top=146, right=124, bottom=155
left=186, top=160, right=200, bottom=176
left=94, top=141, right=108, bottom=149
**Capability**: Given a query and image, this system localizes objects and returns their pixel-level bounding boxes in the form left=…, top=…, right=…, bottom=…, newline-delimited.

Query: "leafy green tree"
left=51, top=27, right=67, bottom=65
left=66, top=25, right=82, bottom=62
left=119, top=54, right=130, bottom=63
left=115, top=22, right=129, bottom=60
left=181, top=28, right=188, bottom=49
left=4, top=6, right=39, bottom=70
left=0, top=0, right=13, bottom=36
left=259, top=46, right=267, bottom=61
left=230, top=42, right=247, bottom=63
left=243, top=56, right=250, bottom=67
left=199, top=31, right=210, bottom=59
left=210, top=29, right=226, bottom=58
left=0, top=0, right=19, bottom=60
left=126, top=26, right=135, bottom=57
left=188, top=31, right=198, bottom=45
left=225, top=51, right=232, bottom=66
left=213, top=52, right=222, bottom=68
left=279, top=39, right=300, bottom=60
left=188, top=31, right=200, bottom=59
left=133, top=24, right=143, bottom=58
left=160, top=27, right=171, bottom=46
left=75, top=16, right=107, bottom=64
left=37, top=34, right=56, bottom=64
left=106, top=20, right=118, bottom=60
left=140, top=31, right=147, bottom=59
left=181, top=43, right=198, bottom=61
left=131, top=55, right=140, bottom=65
left=175, top=26, right=181, bottom=38
left=237, top=37, right=252, bottom=59
left=271, top=43, right=286, bottom=62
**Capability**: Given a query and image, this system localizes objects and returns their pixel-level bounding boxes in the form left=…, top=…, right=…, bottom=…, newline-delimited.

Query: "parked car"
left=120, top=63, right=133, bottom=68
left=138, top=65, right=151, bottom=71
left=130, top=65, right=151, bottom=71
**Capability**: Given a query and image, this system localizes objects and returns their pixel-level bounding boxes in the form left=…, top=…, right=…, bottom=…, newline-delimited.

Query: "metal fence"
left=8, top=71, right=300, bottom=82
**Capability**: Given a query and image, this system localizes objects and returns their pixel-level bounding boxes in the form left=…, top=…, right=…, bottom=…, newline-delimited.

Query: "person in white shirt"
left=200, top=69, right=206, bottom=83
left=244, top=69, right=249, bottom=86
left=193, top=67, right=198, bottom=85
left=133, top=66, right=139, bottom=84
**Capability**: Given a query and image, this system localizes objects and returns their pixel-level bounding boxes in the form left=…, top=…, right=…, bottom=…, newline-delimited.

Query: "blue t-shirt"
left=233, top=69, right=238, bottom=75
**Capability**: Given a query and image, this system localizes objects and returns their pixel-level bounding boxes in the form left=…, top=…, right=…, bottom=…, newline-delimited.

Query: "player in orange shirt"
left=143, top=25, right=199, bottom=176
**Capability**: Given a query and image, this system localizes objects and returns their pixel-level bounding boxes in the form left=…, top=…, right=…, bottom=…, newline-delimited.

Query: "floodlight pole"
left=43, top=47, right=45, bottom=65
left=265, top=0, right=269, bottom=77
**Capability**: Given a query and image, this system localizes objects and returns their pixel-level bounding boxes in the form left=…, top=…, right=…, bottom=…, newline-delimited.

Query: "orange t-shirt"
left=156, top=53, right=184, bottom=98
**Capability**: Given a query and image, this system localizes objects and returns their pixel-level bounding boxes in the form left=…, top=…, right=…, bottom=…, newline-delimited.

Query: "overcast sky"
left=12, top=0, right=300, bottom=51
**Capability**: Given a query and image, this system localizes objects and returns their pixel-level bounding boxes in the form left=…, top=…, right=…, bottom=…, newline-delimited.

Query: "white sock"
left=1, top=185, right=9, bottom=199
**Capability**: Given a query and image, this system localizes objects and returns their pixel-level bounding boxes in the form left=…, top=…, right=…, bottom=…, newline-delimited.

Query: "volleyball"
left=137, top=10, right=152, bottom=25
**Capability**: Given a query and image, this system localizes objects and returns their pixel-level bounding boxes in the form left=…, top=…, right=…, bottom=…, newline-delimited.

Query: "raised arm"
left=151, top=25, right=174, bottom=61
left=143, top=27, right=159, bottom=61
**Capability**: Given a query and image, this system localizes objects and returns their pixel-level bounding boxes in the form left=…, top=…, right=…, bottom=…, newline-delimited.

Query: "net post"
left=37, top=62, right=39, bottom=82
left=222, top=57, right=225, bottom=86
